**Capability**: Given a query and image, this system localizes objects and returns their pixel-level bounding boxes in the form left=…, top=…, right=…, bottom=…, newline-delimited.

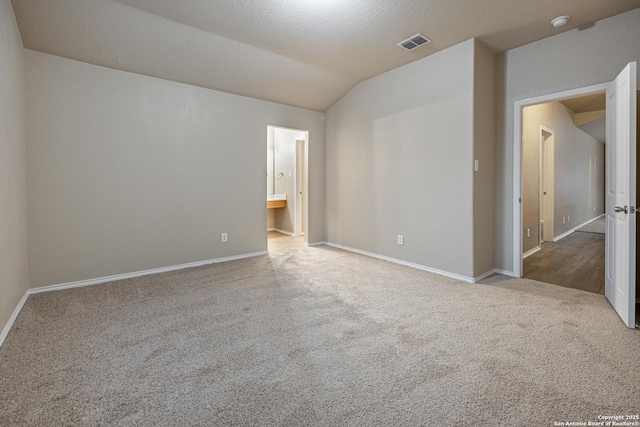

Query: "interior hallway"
left=523, top=230, right=605, bottom=295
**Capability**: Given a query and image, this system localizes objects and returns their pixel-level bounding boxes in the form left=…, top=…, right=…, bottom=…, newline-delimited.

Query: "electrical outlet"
left=567, top=215, right=570, bottom=222
left=562, top=217, right=566, bottom=225
left=397, top=235, right=404, bottom=245
left=526, top=228, right=530, bottom=238
left=221, top=232, right=228, bottom=242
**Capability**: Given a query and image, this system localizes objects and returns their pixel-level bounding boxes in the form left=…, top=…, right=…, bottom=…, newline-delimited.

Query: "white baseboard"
left=305, top=241, right=328, bottom=247
left=473, top=269, right=498, bottom=282
left=554, top=215, right=604, bottom=242
left=325, top=242, right=478, bottom=283
left=0, top=290, right=30, bottom=349
left=0, top=251, right=268, bottom=350
left=493, top=268, right=517, bottom=277
left=308, top=243, right=515, bottom=283
left=272, top=228, right=295, bottom=237
left=553, top=230, right=571, bottom=242
left=29, top=251, right=268, bottom=295
left=523, top=246, right=541, bottom=259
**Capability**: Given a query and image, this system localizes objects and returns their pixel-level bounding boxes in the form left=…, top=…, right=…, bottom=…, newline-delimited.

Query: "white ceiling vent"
left=397, top=34, right=431, bottom=51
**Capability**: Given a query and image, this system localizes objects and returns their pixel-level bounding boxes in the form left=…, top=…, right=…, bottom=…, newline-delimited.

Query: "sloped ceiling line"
left=11, top=0, right=640, bottom=111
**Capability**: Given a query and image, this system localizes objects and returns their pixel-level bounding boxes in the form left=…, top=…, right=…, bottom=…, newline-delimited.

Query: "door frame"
left=294, top=138, right=306, bottom=237
left=266, top=125, right=310, bottom=244
left=513, top=82, right=609, bottom=276
left=539, top=126, right=555, bottom=243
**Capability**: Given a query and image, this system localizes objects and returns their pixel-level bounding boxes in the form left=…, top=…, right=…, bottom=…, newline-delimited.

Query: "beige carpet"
left=1, top=245, right=638, bottom=426
left=267, top=231, right=305, bottom=252
left=576, top=216, right=606, bottom=234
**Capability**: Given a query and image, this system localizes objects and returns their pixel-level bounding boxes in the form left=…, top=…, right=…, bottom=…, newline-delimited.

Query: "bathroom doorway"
left=266, top=126, right=308, bottom=252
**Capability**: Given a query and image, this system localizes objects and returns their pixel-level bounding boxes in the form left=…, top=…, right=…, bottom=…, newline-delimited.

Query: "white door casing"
left=605, top=62, right=637, bottom=329
left=539, top=128, right=554, bottom=243
left=513, top=82, right=609, bottom=277
left=295, top=139, right=303, bottom=236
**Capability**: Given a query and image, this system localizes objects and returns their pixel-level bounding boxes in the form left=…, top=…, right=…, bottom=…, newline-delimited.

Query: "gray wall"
left=521, top=102, right=605, bottom=254
left=0, top=0, right=28, bottom=334
left=267, top=209, right=276, bottom=230
left=326, top=39, right=477, bottom=279
left=495, top=8, right=640, bottom=272
left=26, top=51, right=326, bottom=287
left=472, top=41, right=496, bottom=276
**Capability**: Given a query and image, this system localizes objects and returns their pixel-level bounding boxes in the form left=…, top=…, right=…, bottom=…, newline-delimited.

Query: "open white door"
left=605, top=62, right=637, bottom=328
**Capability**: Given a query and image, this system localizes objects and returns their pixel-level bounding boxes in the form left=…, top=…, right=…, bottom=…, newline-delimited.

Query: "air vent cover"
left=397, top=34, right=431, bottom=51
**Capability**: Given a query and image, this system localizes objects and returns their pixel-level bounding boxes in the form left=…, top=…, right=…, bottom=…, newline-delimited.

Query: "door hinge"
left=519, top=197, right=522, bottom=203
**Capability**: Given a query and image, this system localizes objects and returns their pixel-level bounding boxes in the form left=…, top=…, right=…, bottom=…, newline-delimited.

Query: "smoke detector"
left=397, top=34, right=431, bottom=51
left=551, top=16, right=569, bottom=28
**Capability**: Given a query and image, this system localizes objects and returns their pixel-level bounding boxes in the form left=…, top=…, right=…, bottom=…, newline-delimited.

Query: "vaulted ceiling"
left=11, top=0, right=640, bottom=111
left=560, top=93, right=607, bottom=143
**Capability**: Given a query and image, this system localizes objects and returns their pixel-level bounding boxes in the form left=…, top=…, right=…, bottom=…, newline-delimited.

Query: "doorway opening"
left=520, top=94, right=606, bottom=295
left=266, top=126, right=309, bottom=253
left=514, top=84, right=608, bottom=274
left=514, top=62, right=637, bottom=329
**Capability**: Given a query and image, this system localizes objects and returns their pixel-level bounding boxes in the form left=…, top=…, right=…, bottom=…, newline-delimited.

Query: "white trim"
left=539, top=126, right=555, bottom=243
left=29, top=251, right=267, bottom=295
left=305, top=241, right=328, bottom=247
left=553, top=229, right=574, bottom=242
left=326, top=242, right=478, bottom=283
left=553, top=215, right=605, bottom=243
left=583, top=213, right=605, bottom=223
left=523, top=246, right=541, bottom=259
left=513, top=82, right=609, bottom=277
left=473, top=269, right=498, bottom=282
left=494, top=268, right=517, bottom=277
left=0, top=290, right=30, bottom=349
left=267, top=228, right=276, bottom=232
left=272, top=228, right=295, bottom=237
left=1, top=251, right=269, bottom=349
left=294, top=138, right=307, bottom=238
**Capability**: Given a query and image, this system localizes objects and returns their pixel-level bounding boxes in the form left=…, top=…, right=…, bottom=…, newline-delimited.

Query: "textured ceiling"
left=11, top=0, right=640, bottom=111
left=560, top=93, right=607, bottom=143
left=560, top=93, right=606, bottom=114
